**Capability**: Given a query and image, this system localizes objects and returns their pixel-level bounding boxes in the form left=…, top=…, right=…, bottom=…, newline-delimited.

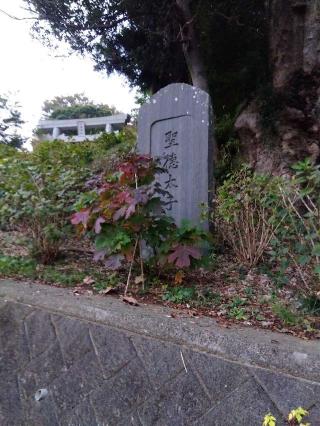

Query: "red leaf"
left=167, top=245, right=201, bottom=268
left=71, top=209, right=90, bottom=226
left=94, top=217, right=105, bottom=234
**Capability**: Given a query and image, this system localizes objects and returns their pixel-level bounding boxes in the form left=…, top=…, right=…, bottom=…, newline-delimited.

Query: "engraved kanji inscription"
left=164, top=131, right=178, bottom=149
left=162, top=152, right=179, bottom=169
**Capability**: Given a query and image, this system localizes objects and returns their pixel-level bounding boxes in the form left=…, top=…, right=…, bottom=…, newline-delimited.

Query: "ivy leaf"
left=94, top=217, right=105, bottom=234
left=95, top=229, right=131, bottom=252
left=71, top=208, right=90, bottom=226
left=168, top=245, right=201, bottom=268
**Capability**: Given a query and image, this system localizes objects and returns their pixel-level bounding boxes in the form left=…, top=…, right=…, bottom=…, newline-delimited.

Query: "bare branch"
left=0, top=7, right=37, bottom=21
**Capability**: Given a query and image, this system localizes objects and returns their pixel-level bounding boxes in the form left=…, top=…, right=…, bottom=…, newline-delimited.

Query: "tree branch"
left=0, top=7, right=38, bottom=21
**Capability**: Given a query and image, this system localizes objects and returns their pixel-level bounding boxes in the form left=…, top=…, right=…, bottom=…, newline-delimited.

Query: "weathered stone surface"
left=91, top=357, right=153, bottom=425
left=186, top=350, right=250, bottom=404
left=64, top=400, right=99, bottom=426
left=89, top=324, right=136, bottom=379
left=0, top=280, right=319, bottom=425
left=254, top=368, right=320, bottom=423
left=26, top=341, right=66, bottom=385
left=138, top=83, right=214, bottom=228
left=21, top=393, right=59, bottom=426
left=0, top=378, right=24, bottom=426
left=138, top=369, right=212, bottom=425
left=51, top=350, right=104, bottom=418
left=196, top=379, right=284, bottom=426
left=131, top=335, right=184, bottom=389
left=52, top=315, right=93, bottom=368
left=18, top=370, right=38, bottom=399
left=24, top=310, right=56, bottom=358
left=0, top=303, right=31, bottom=369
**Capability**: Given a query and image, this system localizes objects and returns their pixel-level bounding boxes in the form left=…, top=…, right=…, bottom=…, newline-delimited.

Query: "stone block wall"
left=0, top=280, right=319, bottom=425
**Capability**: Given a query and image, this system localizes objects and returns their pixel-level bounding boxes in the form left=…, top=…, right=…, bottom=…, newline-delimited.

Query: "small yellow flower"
left=263, top=413, right=276, bottom=426
left=288, top=407, right=309, bottom=423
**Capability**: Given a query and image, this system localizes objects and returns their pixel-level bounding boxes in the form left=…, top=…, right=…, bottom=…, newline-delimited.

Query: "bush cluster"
left=0, top=130, right=134, bottom=263
left=216, top=159, right=320, bottom=297
left=72, top=154, right=209, bottom=291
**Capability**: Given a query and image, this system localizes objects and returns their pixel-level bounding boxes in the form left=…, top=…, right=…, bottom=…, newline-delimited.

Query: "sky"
left=0, top=0, right=138, bottom=143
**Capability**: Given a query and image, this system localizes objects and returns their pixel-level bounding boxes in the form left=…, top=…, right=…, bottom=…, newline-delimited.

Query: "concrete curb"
left=0, top=279, right=319, bottom=384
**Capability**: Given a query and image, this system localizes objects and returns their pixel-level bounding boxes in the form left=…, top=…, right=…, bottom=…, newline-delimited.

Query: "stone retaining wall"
left=0, top=280, right=319, bottom=425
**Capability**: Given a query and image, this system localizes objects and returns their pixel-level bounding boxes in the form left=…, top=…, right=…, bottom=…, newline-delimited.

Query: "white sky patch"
left=0, top=0, right=138, bottom=141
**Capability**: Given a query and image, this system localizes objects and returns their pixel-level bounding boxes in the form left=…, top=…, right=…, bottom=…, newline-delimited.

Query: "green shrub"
left=33, top=128, right=135, bottom=173
left=215, top=165, right=285, bottom=268
left=0, top=130, right=135, bottom=263
left=0, top=142, right=89, bottom=263
left=216, top=159, right=320, bottom=297
left=274, top=159, right=320, bottom=295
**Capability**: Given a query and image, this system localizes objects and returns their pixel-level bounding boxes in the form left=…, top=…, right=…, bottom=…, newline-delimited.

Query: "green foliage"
left=0, top=255, right=36, bottom=278
left=228, top=306, right=248, bottom=320
left=93, top=272, right=119, bottom=292
left=72, top=154, right=209, bottom=286
left=271, top=159, right=320, bottom=295
left=163, top=287, right=196, bottom=303
left=214, top=113, right=241, bottom=185
left=300, top=295, right=320, bottom=317
left=33, top=128, right=135, bottom=175
left=0, top=132, right=133, bottom=263
left=0, top=94, right=24, bottom=148
left=0, top=146, right=89, bottom=263
left=272, top=302, right=299, bottom=326
left=215, top=165, right=284, bottom=268
left=43, top=93, right=90, bottom=114
left=216, top=159, right=320, bottom=298
left=42, top=94, right=118, bottom=119
left=26, top=0, right=269, bottom=114
left=41, top=267, right=87, bottom=287
left=288, top=407, right=310, bottom=425
left=263, top=413, right=276, bottom=426
left=0, top=253, right=111, bottom=288
left=263, top=406, right=310, bottom=426
left=226, top=296, right=248, bottom=320
left=196, top=290, right=222, bottom=306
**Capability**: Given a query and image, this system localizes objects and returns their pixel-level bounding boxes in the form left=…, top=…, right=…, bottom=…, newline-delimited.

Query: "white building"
left=36, top=114, right=130, bottom=142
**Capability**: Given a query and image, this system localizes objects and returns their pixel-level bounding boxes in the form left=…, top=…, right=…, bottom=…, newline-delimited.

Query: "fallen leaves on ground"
left=121, top=295, right=139, bottom=306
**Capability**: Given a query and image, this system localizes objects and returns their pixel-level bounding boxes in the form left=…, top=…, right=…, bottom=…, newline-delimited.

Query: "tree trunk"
left=235, top=0, right=320, bottom=174
left=176, top=0, right=209, bottom=92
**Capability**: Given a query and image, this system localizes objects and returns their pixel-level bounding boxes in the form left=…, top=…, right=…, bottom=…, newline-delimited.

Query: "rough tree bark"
left=176, top=0, right=209, bottom=92
left=235, top=0, right=320, bottom=174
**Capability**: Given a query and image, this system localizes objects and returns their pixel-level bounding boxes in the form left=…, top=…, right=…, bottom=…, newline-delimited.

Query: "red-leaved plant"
left=71, top=154, right=208, bottom=293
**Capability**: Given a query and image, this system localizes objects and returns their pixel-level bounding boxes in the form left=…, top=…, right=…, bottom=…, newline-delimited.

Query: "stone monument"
left=137, top=83, right=214, bottom=229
